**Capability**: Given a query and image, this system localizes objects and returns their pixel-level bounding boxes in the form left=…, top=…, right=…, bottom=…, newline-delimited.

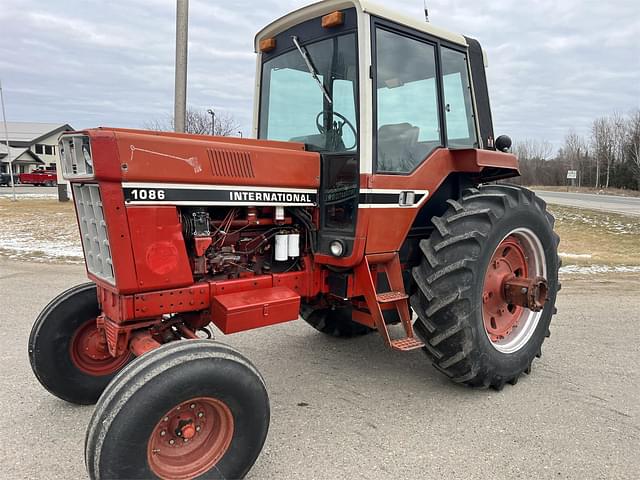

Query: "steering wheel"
left=315, top=111, right=357, bottom=150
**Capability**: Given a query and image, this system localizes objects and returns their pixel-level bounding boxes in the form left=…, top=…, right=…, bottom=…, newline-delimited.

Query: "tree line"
left=146, top=108, right=242, bottom=137
left=512, top=109, right=640, bottom=190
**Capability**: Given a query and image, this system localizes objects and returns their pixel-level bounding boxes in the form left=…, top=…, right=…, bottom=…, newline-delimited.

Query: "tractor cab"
left=254, top=0, right=508, bottom=264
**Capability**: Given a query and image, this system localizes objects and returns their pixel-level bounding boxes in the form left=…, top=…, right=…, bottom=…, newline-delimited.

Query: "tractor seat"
left=377, top=123, right=420, bottom=172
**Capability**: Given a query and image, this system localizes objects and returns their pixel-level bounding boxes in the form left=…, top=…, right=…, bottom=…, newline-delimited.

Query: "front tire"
left=85, top=340, right=270, bottom=480
left=28, top=283, right=132, bottom=404
left=411, top=185, right=560, bottom=390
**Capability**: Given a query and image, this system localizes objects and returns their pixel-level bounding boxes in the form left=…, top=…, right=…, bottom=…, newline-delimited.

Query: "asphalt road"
left=536, top=190, right=640, bottom=216
left=1, top=259, right=638, bottom=479
left=0, top=185, right=58, bottom=196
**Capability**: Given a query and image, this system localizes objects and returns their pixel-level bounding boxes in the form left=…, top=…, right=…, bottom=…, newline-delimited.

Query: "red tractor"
left=29, top=2, right=559, bottom=478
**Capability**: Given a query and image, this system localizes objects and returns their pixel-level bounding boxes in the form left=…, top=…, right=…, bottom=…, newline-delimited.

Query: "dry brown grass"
left=0, top=197, right=82, bottom=263
left=549, top=205, right=640, bottom=270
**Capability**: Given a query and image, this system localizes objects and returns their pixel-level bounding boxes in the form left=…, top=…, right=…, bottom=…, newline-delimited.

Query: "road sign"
left=567, top=170, right=577, bottom=180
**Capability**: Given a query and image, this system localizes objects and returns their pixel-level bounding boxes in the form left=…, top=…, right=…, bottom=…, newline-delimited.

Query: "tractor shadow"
left=219, top=319, right=500, bottom=400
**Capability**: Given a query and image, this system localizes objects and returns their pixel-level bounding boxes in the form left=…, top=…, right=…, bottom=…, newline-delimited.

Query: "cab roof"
left=254, top=0, right=468, bottom=51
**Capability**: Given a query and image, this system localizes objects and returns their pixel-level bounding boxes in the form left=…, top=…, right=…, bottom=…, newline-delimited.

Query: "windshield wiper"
left=292, top=36, right=332, bottom=105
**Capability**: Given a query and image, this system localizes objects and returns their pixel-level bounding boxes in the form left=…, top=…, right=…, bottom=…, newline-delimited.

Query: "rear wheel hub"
left=482, top=229, right=548, bottom=354
left=483, top=236, right=528, bottom=341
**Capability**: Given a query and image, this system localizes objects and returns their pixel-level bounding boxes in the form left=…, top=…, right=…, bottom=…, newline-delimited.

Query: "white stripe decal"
left=122, top=182, right=316, bottom=194
left=359, top=189, right=430, bottom=209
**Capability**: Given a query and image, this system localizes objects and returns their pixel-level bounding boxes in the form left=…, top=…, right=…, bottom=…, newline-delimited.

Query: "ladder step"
left=376, top=291, right=408, bottom=303
left=390, top=337, right=425, bottom=352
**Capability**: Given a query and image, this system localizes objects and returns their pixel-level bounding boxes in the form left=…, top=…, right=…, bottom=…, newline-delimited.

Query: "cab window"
left=441, top=47, right=478, bottom=148
left=374, top=28, right=441, bottom=173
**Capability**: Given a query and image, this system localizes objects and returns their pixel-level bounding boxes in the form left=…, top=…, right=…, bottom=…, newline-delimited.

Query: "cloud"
left=0, top=0, right=638, bottom=150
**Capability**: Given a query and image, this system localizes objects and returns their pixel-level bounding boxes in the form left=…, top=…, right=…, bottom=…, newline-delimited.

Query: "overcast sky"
left=1, top=0, right=638, bottom=151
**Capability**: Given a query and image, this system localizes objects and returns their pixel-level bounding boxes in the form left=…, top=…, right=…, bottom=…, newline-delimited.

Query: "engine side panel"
left=110, top=130, right=320, bottom=189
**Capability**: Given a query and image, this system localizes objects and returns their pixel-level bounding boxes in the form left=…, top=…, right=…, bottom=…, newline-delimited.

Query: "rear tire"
left=28, top=283, right=132, bottom=404
left=410, top=185, right=560, bottom=390
left=85, top=340, right=269, bottom=480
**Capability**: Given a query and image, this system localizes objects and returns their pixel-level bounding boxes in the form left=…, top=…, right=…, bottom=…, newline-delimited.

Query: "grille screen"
left=73, top=184, right=115, bottom=284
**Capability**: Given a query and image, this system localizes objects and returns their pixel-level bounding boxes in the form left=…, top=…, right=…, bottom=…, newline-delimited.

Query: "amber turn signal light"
left=322, top=11, right=344, bottom=28
left=259, top=38, right=276, bottom=53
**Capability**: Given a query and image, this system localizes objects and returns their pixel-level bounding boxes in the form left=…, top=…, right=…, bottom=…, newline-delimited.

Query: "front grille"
left=73, top=184, right=115, bottom=284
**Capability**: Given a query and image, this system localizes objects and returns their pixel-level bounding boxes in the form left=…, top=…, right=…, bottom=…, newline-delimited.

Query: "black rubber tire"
left=410, top=185, right=560, bottom=390
left=85, top=340, right=270, bottom=480
left=28, top=282, right=132, bottom=405
left=301, top=305, right=374, bottom=338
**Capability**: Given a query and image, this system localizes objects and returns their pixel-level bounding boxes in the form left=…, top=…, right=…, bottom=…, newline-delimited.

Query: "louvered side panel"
left=207, top=149, right=255, bottom=178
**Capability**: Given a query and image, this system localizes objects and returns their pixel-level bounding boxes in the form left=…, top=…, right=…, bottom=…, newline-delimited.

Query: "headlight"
left=59, top=135, right=94, bottom=178
left=330, top=240, right=345, bottom=257
left=82, top=144, right=92, bottom=167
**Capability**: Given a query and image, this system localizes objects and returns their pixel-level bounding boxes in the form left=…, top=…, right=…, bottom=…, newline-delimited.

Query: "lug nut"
left=190, top=404, right=196, bottom=409
left=160, top=430, right=166, bottom=437
left=183, top=438, right=189, bottom=443
left=196, top=426, right=201, bottom=432
left=163, top=417, right=169, bottom=422
left=198, top=412, right=204, bottom=418
left=169, top=439, right=175, bottom=445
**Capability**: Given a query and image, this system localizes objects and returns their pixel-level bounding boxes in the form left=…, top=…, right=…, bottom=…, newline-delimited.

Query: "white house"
left=0, top=122, right=74, bottom=181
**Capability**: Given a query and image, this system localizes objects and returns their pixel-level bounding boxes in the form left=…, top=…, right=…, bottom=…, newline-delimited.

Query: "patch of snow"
left=0, top=233, right=83, bottom=262
left=558, top=252, right=592, bottom=259
left=0, top=193, right=57, bottom=199
left=560, top=265, right=640, bottom=275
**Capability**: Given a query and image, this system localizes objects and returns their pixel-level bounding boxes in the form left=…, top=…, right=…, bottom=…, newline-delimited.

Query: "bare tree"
left=591, top=117, right=613, bottom=188
left=513, top=139, right=554, bottom=185
left=145, top=108, right=242, bottom=137
left=563, top=131, right=587, bottom=186
left=628, top=110, right=640, bottom=189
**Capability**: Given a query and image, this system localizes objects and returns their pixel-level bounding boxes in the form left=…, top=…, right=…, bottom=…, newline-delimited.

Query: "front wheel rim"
left=69, top=319, right=131, bottom=376
left=482, top=228, right=547, bottom=354
left=147, top=396, right=235, bottom=480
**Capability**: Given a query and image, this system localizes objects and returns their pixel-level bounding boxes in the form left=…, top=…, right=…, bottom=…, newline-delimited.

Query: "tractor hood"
left=62, top=128, right=321, bottom=191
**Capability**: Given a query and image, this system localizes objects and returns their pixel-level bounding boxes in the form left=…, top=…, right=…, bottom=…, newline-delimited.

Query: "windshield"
left=259, top=33, right=358, bottom=153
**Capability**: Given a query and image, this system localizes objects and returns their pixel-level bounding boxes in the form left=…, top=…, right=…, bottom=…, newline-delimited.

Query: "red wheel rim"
left=147, top=397, right=235, bottom=480
left=69, top=319, right=131, bottom=376
left=482, top=236, right=528, bottom=343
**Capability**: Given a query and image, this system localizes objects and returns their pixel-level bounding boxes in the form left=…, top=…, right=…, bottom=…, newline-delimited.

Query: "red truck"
left=19, top=167, right=58, bottom=186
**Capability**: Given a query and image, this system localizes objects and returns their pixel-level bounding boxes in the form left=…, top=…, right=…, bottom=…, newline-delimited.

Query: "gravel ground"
left=1, top=259, right=638, bottom=479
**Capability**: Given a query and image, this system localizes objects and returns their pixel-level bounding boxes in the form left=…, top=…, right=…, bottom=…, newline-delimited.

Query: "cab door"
left=365, top=20, right=477, bottom=254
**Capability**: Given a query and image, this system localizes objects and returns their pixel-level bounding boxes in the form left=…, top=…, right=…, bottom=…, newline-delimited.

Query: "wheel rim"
left=482, top=228, right=547, bottom=354
left=69, top=319, right=130, bottom=376
left=147, top=397, right=235, bottom=480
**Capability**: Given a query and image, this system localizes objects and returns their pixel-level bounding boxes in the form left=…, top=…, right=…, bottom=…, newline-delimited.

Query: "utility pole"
left=174, top=0, right=189, bottom=133
left=207, top=109, right=215, bottom=135
left=0, top=79, right=17, bottom=202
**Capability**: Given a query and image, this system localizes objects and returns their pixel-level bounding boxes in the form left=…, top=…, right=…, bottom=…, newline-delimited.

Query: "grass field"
left=0, top=197, right=82, bottom=264
left=549, top=205, right=640, bottom=274
left=1, top=197, right=638, bottom=275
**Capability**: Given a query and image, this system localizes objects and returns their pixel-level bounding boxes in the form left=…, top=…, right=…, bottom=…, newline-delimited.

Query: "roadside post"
left=567, top=170, right=577, bottom=192
left=0, top=79, right=17, bottom=202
